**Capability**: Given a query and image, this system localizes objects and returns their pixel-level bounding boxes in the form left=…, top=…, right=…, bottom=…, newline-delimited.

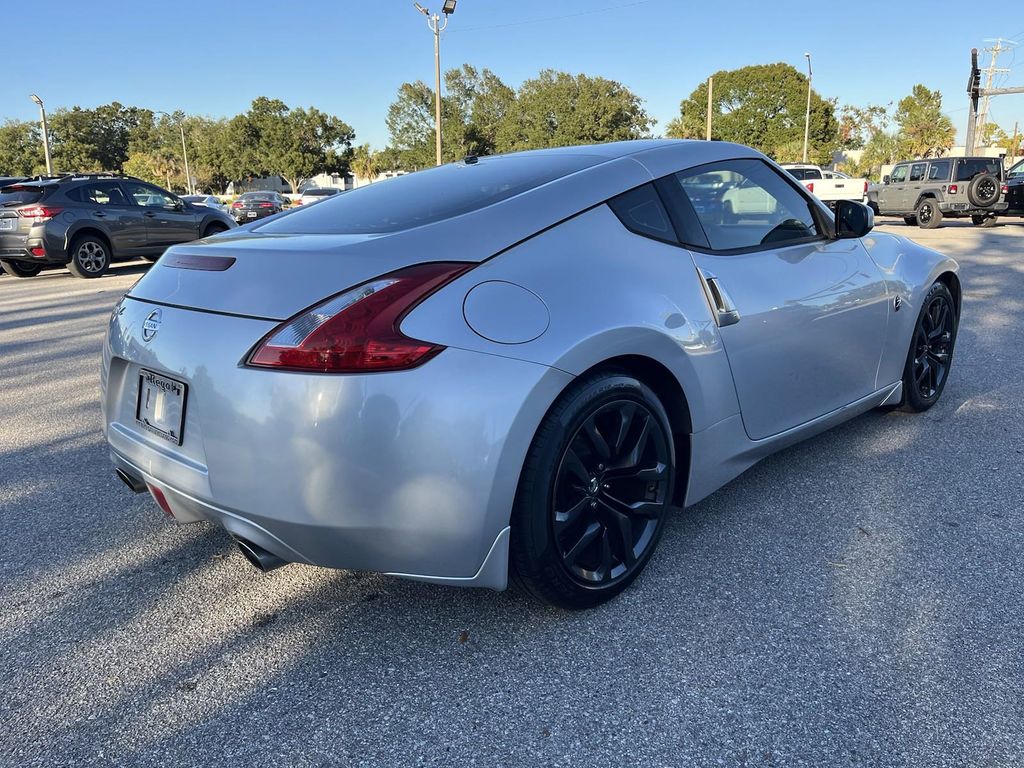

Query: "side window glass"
left=909, top=163, right=927, bottom=182
left=671, top=159, right=820, bottom=252
left=927, top=161, right=951, bottom=181
left=77, top=182, right=129, bottom=206
left=607, top=183, right=675, bottom=242
left=124, top=183, right=176, bottom=208
left=890, top=166, right=908, bottom=183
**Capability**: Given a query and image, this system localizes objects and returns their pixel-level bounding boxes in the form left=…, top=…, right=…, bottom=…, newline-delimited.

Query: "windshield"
left=257, top=154, right=600, bottom=235
left=956, top=158, right=1002, bottom=181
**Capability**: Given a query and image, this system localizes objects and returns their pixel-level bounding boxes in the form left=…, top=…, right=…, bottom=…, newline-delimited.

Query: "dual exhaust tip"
left=234, top=537, right=288, bottom=572
left=115, top=468, right=289, bottom=572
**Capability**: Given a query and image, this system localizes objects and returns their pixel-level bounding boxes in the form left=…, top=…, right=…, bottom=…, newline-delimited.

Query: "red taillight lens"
left=1001, top=184, right=1008, bottom=194
left=948, top=184, right=958, bottom=194
left=17, top=205, right=62, bottom=221
left=863, top=181, right=868, bottom=194
left=231, top=201, right=242, bottom=208
left=247, top=262, right=473, bottom=373
left=806, top=182, right=814, bottom=194
left=258, top=202, right=274, bottom=208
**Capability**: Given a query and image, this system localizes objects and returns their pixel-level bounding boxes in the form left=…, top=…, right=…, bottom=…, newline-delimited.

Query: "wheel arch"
left=65, top=225, right=113, bottom=259
left=935, top=270, right=961, bottom=318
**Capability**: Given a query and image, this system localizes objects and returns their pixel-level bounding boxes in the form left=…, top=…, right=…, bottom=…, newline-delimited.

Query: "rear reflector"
left=29, top=247, right=46, bottom=257
left=147, top=483, right=175, bottom=518
left=247, top=262, right=473, bottom=373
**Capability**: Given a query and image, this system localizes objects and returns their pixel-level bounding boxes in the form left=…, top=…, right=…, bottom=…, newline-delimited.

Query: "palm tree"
left=351, top=144, right=379, bottom=186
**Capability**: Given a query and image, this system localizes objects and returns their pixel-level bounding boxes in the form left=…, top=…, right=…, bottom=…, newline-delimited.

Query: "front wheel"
left=67, top=235, right=111, bottom=278
left=510, top=372, right=676, bottom=609
left=900, top=282, right=958, bottom=412
left=0, top=259, right=43, bottom=278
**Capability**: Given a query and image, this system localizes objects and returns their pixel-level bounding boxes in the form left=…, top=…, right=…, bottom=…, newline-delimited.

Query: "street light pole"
left=155, top=110, right=193, bottom=194
left=29, top=94, right=53, bottom=175
left=414, top=2, right=456, bottom=167
left=802, top=53, right=812, bottom=164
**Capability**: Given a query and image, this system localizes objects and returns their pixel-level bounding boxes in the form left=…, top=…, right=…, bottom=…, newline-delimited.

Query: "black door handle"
left=144, top=211, right=156, bottom=218
left=92, top=211, right=106, bottom=218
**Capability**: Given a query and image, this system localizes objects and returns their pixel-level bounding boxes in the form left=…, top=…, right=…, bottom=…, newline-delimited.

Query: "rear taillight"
left=17, top=205, right=62, bottom=221
left=948, top=184, right=958, bottom=194
left=247, top=262, right=473, bottom=373
left=258, top=202, right=274, bottom=208
left=863, top=181, right=868, bottom=195
left=231, top=201, right=242, bottom=208
left=1001, top=184, right=1008, bottom=194
left=807, top=182, right=814, bottom=194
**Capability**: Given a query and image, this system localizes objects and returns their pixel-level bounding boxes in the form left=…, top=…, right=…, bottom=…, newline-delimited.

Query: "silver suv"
left=872, top=156, right=1006, bottom=228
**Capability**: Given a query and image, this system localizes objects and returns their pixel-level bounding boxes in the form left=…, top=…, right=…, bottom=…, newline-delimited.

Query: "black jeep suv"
left=0, top=173, right=236, bottom=278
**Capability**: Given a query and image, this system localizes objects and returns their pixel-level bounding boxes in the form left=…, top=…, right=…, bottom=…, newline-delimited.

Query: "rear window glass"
left=608, top=184, right=674, bottom=241
left=785, top=168, right=822, bottom=180
left=927, top=161, right=951, bottom=180
left=257, top=155, right=599, bottom=235
left=0, top=186, right=45, bottom=206
left=956, top=159, right=1002, bottom=181
left=241, top=192, right=276, bottom=201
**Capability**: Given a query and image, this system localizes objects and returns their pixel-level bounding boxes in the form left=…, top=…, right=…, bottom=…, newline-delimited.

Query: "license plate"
left=136, top=369, right=187, bottom=445
left=246, top=211, right=257, bottom=218
left=0, top=219, right=15, bottom=231
left=951, top=203, right=968, bottom=210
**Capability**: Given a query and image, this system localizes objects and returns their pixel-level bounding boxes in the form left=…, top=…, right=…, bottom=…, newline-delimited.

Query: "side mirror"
left=834, top=200, right=873, bottom=239
left=167, top=199, right=184, bottom=211
left=882, top=175, right=890, bottom=184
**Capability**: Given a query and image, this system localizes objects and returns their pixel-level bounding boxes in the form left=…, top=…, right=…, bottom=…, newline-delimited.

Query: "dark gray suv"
left=871, top=156, right=1007, bottom=229
left=0, top=174, right=236, bottom=278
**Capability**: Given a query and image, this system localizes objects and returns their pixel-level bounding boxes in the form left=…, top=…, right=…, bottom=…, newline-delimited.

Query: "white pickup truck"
left=781, top=164, right=869, bottom=207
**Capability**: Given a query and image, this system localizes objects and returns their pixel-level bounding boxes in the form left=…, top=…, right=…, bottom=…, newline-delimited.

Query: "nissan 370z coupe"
left=101, top=140, right=960, bottom=608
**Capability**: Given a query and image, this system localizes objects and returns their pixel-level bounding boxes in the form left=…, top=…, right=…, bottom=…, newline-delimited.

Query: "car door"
left=878, top=164, right=908, bottom=212
left=663, top=158, right=891, bottom=440
left=71, top=181, right=148, bottom=255
left=122, top=182, right=201, bottom=248
left=907, top=162, right=927, bottom=210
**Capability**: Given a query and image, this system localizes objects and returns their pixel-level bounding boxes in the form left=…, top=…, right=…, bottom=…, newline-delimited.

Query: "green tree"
left=837, top=104, right=891, bottom=150
left=665, top=63, right=838, bottom=165
left=350, top=144, right=379, bottom=184
left=385, top=81, right=436, bottom=169
left=893, top=85, right=955, bottom=159
left=47, top=102, right=149, bottom=172
left=502, top=70, right=651, bottom=151
left=0, top=120, right=45, bottom=175
left=225, top=98, right=355, bottom=193
left=978, top=121, right=1011, bottom=150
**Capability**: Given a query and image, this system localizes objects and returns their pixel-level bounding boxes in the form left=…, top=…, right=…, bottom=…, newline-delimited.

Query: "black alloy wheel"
left=552, top=399, right=671, bottom=586
left=510, top=372, right=676, bottom=609
left=916, top=199, right=942, bottom=229
left=901, top=282, right=957, bottom=412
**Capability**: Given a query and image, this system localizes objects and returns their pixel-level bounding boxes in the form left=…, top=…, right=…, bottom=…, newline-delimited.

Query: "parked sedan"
left=295, top=187, right=343, bottom=206
left=1004, top=158, right=1024, bottom=216
left=230, top=191, right=287, bottom=222
left=103, top=140, right=960, bottom=608
left=181, top=194, right=226, bottom=212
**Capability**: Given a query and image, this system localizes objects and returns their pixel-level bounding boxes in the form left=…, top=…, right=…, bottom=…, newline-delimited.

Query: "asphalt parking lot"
left=2, top=219, right=1023, bottom=767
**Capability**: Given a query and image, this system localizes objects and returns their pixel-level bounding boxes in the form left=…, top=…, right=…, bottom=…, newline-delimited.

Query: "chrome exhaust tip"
left=234, top=537, right=288, bottom=572
left=115, top=467, right=147, bottom=494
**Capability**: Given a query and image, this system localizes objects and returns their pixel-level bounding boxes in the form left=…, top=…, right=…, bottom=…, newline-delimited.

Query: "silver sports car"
left=102, top=140, right=960, bottom=608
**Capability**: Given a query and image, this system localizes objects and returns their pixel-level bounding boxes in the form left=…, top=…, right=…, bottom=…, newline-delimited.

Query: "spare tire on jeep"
left=967, top=173, right=999, bottom=208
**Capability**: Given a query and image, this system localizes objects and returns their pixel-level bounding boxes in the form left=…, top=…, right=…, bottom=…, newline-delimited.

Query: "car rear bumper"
left=102, top=297, right=573, bottom=589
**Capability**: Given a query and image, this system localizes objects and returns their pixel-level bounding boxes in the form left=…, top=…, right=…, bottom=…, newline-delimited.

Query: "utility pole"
left=976, top=39, right=1012, bottom=141
left=29, top=94, right=53, bottom=175
left=414, top=1, right=457, bottom=166
left=966, top=46, right=1024, bottom=155
left=705, top=76, right=713, bottom=140
left=802, top=53, right=812, bottom=163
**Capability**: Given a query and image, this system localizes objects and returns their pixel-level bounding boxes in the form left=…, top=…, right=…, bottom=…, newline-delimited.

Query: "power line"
left=448, top=0, right=656, bottom=34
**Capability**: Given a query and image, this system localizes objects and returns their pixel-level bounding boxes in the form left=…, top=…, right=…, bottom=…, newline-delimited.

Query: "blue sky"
left=6, top=0, right=1024, bottom=148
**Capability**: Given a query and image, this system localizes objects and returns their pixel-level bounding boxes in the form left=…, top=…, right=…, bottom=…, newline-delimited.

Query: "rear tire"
left=915, top=199, right=942, bottom=229
left=0, top=259, right=43, bottom=278
left=899, top=282, right=958, bottom=413
left=971, top=214, right=999, bottom=228
left=510, top=371, right=676, bottom=609
left=67, top=234, right=110, bottom=278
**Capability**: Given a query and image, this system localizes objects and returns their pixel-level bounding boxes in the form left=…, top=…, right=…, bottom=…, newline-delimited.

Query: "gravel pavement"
left=1, top=219, right=1023, bottom=767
